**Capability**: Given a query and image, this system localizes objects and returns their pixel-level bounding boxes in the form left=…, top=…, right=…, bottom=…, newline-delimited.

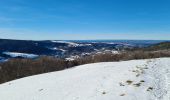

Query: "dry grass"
left=133, top=83, right=141, bottom=87
left=126, top=80, right=133, bottom=85
left=120, top=93, right=126, bottom=96
left=0, top=50, right=170, bottom=84
left=102, top=91, right=106, bottom=94
left=147, top=87, right=153, bottom=91
left=140, top=80, right=145, bottom=83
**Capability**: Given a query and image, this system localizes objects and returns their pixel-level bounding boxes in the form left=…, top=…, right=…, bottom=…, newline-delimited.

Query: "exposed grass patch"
left=120, top=93, right=126, bottom=96
left=0, top=49, right=170, bottom=84
left=147, top=87, right=153, bottom=91
left=102, top=91, right=106, bottom=95
left=133, top=83, right=141, bottom=87
left=126, top=80, right=133, bottom=85
left=140, top=80, right=145, bottom=83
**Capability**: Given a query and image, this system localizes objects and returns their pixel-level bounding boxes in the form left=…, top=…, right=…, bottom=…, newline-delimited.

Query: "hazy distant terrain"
left=0, top=39, right=169, bottom=61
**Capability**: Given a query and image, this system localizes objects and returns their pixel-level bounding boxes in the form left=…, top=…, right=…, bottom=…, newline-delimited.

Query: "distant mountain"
left=144, top=42, right=170, bottom=50
left=0, top=39, right=169, bottom=60
left=0, top=39, right=56, bottom=55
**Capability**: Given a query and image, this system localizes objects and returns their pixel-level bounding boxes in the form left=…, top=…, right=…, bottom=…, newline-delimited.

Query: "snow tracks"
left=145, top=58, right=170, bottom=100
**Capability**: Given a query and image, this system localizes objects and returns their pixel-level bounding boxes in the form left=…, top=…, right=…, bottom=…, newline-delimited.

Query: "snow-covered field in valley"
left=2, top=52, right=38, bottom=58
left=0, top=58, right=170, bottom=100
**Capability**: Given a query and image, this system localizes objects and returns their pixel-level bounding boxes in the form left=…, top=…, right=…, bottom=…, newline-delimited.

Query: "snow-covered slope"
left=51, top=40, right=91, bottom=47
left=0, top=58, right=170, bottom=100
left=3, top=52, right=38, bottom=58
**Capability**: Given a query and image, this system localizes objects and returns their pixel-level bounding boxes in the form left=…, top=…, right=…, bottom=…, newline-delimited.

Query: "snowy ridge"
left=0, top=58, right=170, bottom=100
left=51, top=40, right=92, bottom=47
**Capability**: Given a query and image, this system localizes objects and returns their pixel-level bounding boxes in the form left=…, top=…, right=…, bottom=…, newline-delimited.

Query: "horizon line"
left=0, top=38, right=170, bottom=41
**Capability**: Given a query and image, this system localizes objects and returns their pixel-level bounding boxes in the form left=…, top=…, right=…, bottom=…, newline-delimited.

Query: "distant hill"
left=0, top=39, right=56, bottom=55
left=145, top=42, right=170, bottom=50
left=0, top=39, right=169, bottom=60
left=0, top=39, right=144, bottom=58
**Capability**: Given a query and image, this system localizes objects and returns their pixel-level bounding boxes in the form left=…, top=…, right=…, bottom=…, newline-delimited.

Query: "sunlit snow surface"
left=0, top=58, right=170, bottom=100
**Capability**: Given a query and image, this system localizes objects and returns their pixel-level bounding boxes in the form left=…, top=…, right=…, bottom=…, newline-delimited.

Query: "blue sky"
left=0, top=0, right=170, bottom=40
